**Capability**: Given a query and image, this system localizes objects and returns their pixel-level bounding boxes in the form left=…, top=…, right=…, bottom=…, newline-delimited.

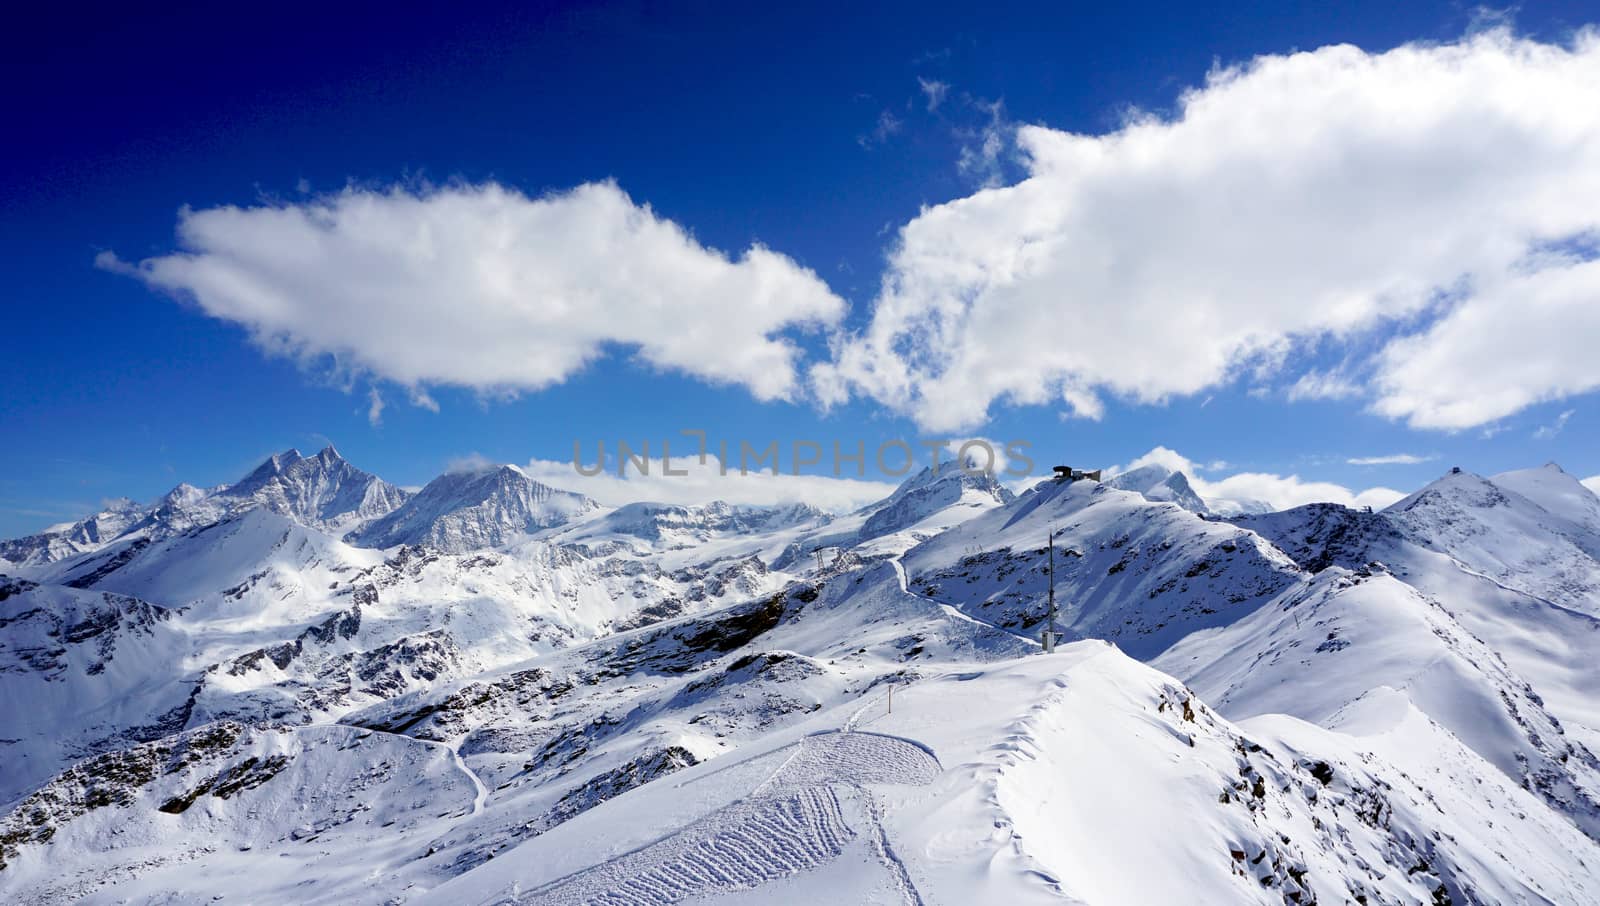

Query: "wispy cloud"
left=954, top=96, right=1009, bottom=188
left=366, top=388, right=385, bottom=427
left=408, top=387, right=439, bottom=413
left=918, top=77, right=949, bottom=112
left=1347, top=453, right=1436, bottom=466
left=1533, top=408, right=1575, bottom=439
left=1287, top=369, right=1362, bottom=402
left=858, top=109, right=903, bottom=148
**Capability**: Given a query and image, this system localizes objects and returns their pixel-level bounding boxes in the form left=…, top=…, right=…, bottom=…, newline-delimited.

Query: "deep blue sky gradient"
left=3, top=1, right=1597, bottom=534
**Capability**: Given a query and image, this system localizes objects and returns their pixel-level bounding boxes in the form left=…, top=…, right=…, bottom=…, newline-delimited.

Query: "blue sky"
left=4, top=1, right=1600, bottom=536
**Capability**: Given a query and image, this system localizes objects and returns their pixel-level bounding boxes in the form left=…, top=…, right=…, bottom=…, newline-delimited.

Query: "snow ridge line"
left=967, top=652, right=1113, bottom=899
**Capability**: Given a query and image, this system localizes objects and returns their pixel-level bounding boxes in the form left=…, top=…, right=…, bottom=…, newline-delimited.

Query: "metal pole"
left=1046, top=528, right=1057, bottom=653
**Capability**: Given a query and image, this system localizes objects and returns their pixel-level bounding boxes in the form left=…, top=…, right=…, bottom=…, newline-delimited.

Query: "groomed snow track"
left=510, top=731, right=940, bottom=906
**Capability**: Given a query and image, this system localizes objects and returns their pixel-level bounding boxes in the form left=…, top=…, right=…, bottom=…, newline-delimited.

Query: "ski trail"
left=512, top=732, right=940, bottom=906
left=451, top=740, right=490, bottom=817
left=356, top=725, right=488, bottom=818
left=891, top=551, right=1038, bottom=644
left=890, top=554, right=911, bottom=592
left=860, top=781, right=928, bottom=906
left=845, top=692, right=882, bottom=732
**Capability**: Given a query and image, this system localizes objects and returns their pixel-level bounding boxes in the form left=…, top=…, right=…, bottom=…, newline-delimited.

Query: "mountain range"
left=3, top=448, right=1600, bottom=904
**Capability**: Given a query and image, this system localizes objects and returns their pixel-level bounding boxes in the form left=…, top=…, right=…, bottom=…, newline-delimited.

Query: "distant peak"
left=481, top=463, right=530, bottom=482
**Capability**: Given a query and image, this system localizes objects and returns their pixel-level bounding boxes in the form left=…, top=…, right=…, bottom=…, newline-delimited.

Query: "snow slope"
left=900, top=476, right=1300, bottom=657
left=430, top=644, right=1600, bottom=906
left=5, top=455, right=1600, bottom=904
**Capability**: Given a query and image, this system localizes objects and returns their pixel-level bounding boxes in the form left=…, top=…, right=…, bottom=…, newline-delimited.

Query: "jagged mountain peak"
left=1105, top=463, right=1209, bottom=513
left=855, top=461, right=1016, bottom=542
left=872, top=458, right=1015, bottom=511
left=346, top=463, right=598, bottom=553
left=198, top=444, right=409, bottom=535
left=232, top=448, right=306, bottom=491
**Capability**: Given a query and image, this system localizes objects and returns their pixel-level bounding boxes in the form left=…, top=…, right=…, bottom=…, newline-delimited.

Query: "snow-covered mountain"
left=1105, top=462, right=1210, bottom=513
left=347, top=464, right=599, bottom=553
left=0, top=499, right=146, bottom=568
left=221, top=446, right=412, bottom=533
left=0, top=447, right=408, bottom=572
left=842, top=460, right=1015, bottom=556
left=4, top=452, right=1600, bottom=904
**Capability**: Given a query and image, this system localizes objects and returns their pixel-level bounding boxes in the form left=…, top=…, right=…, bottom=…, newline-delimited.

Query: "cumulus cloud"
left=813, top=29, right=1600, bottom=432
left=1374, top=264, right=1600, bottom=429
left=101, top=181, right=844, bottom=403
left=1112, top=446, right=1406, bottom=513
left=1347, top=453, right=1436, bottom=466
left=1584, top=475, right=1600, bottom=498
left=520, top=452, right=897, bottom=513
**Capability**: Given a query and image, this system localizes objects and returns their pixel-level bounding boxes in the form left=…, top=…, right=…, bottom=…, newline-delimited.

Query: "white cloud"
left=1207, top=472, right=1407, bottom=513
left=520, top=452, right=897, bottom=513
left=813, top=29, right=1600, bottom=432
left=101, top=181, right=844, bottom=404
left=1374, top=264, right=1600, bottom=428
left=918, top=77, right=950, bottom=112
left=407, top=386, right=439, bottom=413
left=1287, top=369, right=1363, bottom=402
left=1584, top=475, right=1600, bottom=498
left=1347, top=453, right=1436, bottom=466
left=1110, top=446, right=1206, bottom=478
left=444, top=453, right=498, bottom=475
left=1532, top=408, right=1576, bottom=439
left=366, top=388, right=385, bottom=427
left=1112, top=446, right=1406, bottom=513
